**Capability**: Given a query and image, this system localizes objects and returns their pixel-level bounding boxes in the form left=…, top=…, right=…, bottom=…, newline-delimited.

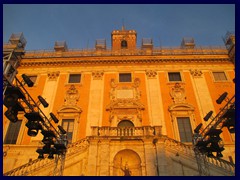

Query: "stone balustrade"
left=91, top=126, right=162, bottom=137
left=23, top=46, right=228, bottom=58
left=206, top=156, right=235, bottom=175
left=3, top=138, right=89, bottom=176
left=161, top=135, right=235, bottom=175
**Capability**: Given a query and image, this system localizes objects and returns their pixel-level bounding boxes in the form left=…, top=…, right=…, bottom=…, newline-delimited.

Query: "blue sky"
left=3, top=4, right=235, bottom=50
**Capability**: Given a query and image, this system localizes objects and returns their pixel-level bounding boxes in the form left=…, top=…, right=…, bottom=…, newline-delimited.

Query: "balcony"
left=91, top=126, right=162, bottom=138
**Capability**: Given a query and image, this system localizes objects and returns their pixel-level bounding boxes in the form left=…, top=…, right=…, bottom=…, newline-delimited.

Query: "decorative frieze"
left=190, top=69, right=203, bottom=78
left=47, top=71, right=60, bottom=80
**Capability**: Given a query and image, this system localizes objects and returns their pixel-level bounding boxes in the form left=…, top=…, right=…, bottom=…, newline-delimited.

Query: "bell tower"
left=111, top=26, right=137, bottom=50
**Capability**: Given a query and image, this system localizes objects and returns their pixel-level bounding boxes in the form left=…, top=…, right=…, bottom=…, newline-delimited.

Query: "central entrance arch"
left=113, top=149, right=142, bottom=176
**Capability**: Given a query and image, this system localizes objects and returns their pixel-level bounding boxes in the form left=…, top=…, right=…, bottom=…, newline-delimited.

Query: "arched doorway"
left=117, top=120, right=134, bottom=127
left=113, top=149, right=142, bottom=176
left=117, top=120, right=134, bottom=136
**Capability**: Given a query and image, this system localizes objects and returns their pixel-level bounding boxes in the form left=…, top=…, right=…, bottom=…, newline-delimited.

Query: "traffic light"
left=3, top=86, right=25, bottom=123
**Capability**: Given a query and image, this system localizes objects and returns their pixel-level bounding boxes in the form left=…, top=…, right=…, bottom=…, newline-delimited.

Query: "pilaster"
left=86, top=72, right=104, bottom=136
left=145, top=70, right=166, bottom=134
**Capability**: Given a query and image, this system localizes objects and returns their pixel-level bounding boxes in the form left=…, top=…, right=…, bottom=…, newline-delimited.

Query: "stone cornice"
left=20, top=54, right=231, bottom=67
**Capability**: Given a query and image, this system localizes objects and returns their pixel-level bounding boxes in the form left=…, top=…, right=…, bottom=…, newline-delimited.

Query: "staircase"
left=3, top=138, right=89, bottom=176
left=161, top=135, right=235, bottom=176
left=3, top=135, right=234, bottom=176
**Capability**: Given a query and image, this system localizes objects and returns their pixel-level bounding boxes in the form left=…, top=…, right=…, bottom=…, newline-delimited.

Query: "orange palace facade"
left=3, top=27, right=235, bottom=176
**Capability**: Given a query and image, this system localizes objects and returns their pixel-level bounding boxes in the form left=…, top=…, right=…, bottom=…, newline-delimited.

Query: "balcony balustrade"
left=91, top=126, right=162, bottom=137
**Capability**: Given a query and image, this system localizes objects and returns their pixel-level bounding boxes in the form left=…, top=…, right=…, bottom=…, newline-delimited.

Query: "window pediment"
left=58, top=106, right=82, bottom=113
left=168, top=103, right=195, bottom=112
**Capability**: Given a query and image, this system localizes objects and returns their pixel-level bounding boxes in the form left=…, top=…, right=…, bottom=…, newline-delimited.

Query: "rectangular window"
left=4, top=121, right=22, bottom=144
left=177, top=117, right=193, bottom=142
left=213, top=72, right=227, bottom=81
left=168, top=72, right=182, bottom=82
left=68, top=74, right=81, bottom=83
left=62, top=119, right=74, bottom=143
left=119, top=73, right=132, bottom=82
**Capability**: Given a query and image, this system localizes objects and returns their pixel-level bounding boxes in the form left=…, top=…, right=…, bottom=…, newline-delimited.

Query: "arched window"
left=121, top=40, right=128, bottom=49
